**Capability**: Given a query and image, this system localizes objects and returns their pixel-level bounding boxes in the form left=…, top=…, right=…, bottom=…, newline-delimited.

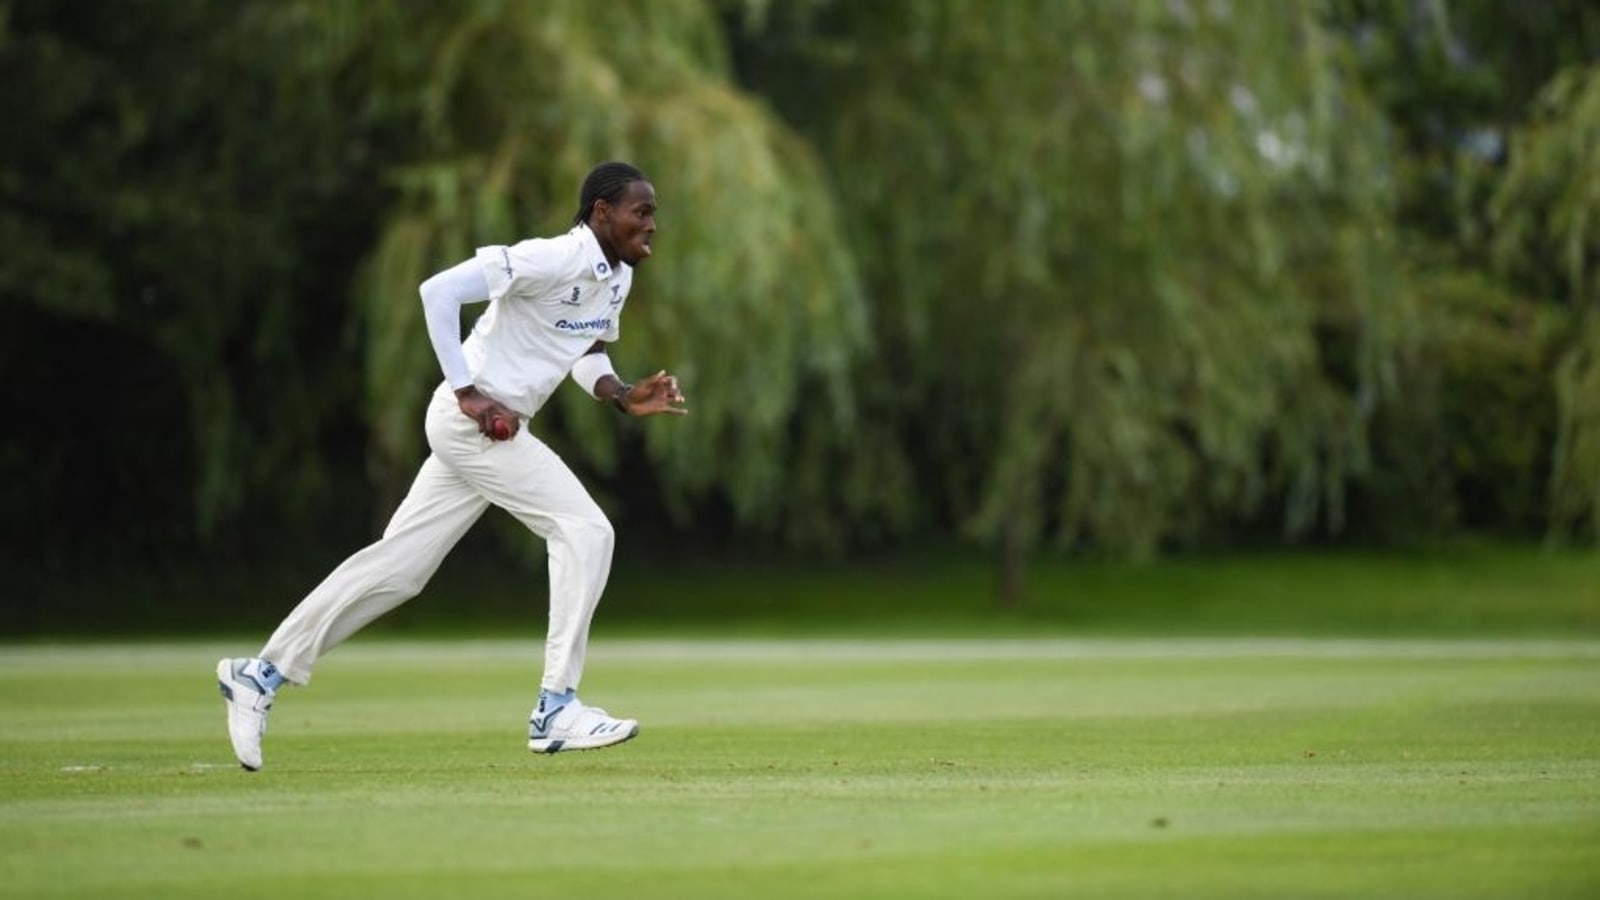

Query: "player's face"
left=597, top=180, right=657, bottom=267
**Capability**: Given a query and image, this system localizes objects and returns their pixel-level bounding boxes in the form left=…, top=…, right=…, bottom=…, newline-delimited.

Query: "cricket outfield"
left=2, top=637, right=1596, bottom=899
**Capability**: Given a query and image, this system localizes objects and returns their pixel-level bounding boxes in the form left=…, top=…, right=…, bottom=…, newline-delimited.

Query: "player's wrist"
left=612, top=382, right=634, bottom=413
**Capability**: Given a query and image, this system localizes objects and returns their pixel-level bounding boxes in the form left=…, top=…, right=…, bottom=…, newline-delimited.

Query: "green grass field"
left=3, top=637, right=1597, bottom=899
left=18, top=544, right=1600, bottom=639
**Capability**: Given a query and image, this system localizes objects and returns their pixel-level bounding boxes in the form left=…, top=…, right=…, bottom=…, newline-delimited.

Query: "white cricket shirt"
left=466, top=224, right=632, bottom=417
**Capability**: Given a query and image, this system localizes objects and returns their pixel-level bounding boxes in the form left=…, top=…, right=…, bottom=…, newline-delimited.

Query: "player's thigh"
left=381, top=453, right=490, bottom=542
left=481, top=437, right=609, bottom=540
left=425, top=397, right=606, bottom=536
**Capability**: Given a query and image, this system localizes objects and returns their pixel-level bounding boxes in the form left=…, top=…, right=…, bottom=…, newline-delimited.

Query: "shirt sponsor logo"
left=554, top=318, right=613, bottom=332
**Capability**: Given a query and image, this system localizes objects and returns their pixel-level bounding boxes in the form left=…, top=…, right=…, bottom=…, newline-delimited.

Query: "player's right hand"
left=455, top=385, right=520, bottom=440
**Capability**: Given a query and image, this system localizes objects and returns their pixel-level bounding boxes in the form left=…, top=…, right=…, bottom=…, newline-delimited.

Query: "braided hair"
left=572, top=161, right=647, bottom=226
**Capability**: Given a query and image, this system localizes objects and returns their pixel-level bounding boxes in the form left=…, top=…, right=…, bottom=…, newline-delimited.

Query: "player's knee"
left=384, top=569, right=433, bottom=600
left=585, top=515, right=616, bottom=553
left=562, top=511, right=614, bottom=555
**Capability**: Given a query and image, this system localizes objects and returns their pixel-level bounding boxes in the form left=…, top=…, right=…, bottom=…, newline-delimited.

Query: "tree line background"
left=3, top=0, right=1598, bottom=616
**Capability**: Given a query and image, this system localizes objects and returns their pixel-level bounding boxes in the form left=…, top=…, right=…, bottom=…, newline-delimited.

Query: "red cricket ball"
left=491, top=417, right=513, bottom=440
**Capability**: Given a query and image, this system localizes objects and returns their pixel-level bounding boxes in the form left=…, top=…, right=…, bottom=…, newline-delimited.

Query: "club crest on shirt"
left=609, top=284, right=623, bottom=306
left=561, top=286, right=581, bottom=306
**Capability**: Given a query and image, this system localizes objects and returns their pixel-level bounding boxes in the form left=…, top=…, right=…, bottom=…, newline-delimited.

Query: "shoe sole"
left=529, top=725, right=640, bottom=755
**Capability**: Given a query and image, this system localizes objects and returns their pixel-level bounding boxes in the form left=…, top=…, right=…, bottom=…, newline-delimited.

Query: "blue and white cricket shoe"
left=216, top=657, right=277, bottom=771
left=528, top=698, right=639, bottom=754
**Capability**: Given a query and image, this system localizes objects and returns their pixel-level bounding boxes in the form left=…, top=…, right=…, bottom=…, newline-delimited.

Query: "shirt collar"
left=572, top=223, right=620, bottom=281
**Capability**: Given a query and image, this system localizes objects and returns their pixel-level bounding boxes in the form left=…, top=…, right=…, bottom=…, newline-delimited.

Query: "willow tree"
left=738, top=1, right=1405, bottom=597
left=1, top=0, right=397, bottom=551
left=279, top=1, right=870, bottom=549
left=1492, top=65, right=1600, bottom=544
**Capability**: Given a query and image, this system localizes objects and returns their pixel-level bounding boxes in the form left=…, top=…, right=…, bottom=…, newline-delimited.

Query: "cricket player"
left=217, top=161, right=685, bottom=770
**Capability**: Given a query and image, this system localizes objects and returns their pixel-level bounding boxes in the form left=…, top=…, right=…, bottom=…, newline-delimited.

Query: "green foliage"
left=1549, top=319, right=1600, bottom=544
left=4, top=0, right=1599, bottom=577
left=319, top=1, right=870, bottom=548
left=1329, top=1, right=1600, bottom=549
left=1491, top=65, right=1600, bottom=544
left=1328, top=0, right=1600, bottom=248
left=1492, top=66, right=1600, bottom=307
left=736, top=1, right=1406, bottom=559
left=0, top=0, right=393, bottom=545
left=1357, top=266, right=1566, bottom=539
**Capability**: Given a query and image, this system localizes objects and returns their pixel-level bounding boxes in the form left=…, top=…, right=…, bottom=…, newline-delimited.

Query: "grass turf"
left=14, top=543, right=1600, bottom=639
left=2, top=638, right=1597, bottom=899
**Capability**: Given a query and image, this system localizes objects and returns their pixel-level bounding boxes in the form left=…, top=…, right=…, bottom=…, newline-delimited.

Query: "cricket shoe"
left=216, top=657, right=277, bottom=771
left=528, top=698, right=638, bottom=754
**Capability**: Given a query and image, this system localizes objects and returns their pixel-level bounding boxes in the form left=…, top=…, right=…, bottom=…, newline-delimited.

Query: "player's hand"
left=455, top=385, right=521, bottom=440
left=621, top=370, right=688, bottom=417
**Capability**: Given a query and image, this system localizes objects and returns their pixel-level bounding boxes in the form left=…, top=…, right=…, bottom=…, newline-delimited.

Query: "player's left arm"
left=570, top=341, right=687, bottom=417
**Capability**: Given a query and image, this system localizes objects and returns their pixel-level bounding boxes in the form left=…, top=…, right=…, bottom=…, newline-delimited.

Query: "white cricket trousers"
left=260, top=384, right=615, bottom=692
